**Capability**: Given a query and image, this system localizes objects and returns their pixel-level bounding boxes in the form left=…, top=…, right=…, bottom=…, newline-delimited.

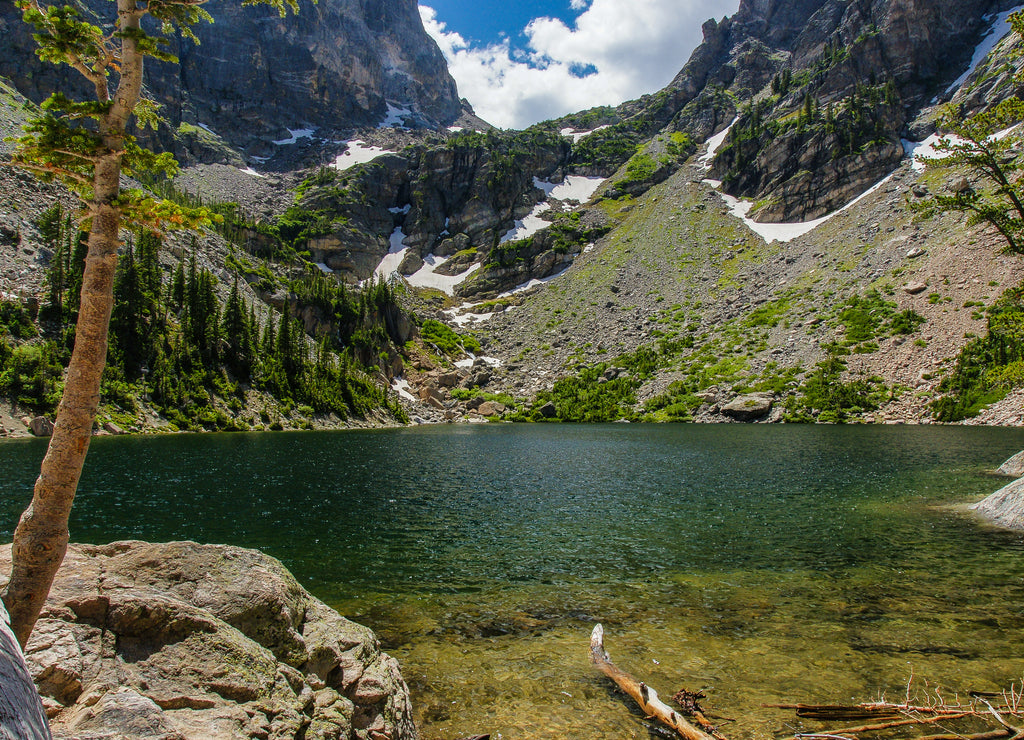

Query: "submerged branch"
left=589, top=624, right=718, bottom=740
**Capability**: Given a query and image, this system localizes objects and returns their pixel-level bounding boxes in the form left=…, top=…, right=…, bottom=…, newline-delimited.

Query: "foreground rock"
left=997, top=451, right=1024, bottom=478
left=0, top=541, right=418, bottom=740
left=971, top=478, right=1024, bottom=531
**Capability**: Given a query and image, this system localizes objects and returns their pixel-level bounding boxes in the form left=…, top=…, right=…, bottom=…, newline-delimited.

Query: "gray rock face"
left=722, top=393, right=774, bottom=421
left=669, top=0, right=1008, bottom=221
left=0, top=541, right=418, bottom=740
left=28, top=416, right=54, bottom=437
left=0, top=0, right=464, bottom=155
left=972, top=478, right=1024, bottom=530
left=997, top=450, right=1024, bottom=477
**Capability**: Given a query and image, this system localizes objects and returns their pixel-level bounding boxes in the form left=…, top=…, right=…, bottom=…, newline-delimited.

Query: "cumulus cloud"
left=420, top=0, right=740, bottom=130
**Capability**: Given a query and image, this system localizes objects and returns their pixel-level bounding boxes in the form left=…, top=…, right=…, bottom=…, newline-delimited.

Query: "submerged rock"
left=0, top=541, right=418, bottom=740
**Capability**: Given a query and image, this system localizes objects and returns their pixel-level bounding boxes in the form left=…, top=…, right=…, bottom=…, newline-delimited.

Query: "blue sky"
left=419, top=1, right=741, bottom=129
left=422, top=0, right=581, bottom=47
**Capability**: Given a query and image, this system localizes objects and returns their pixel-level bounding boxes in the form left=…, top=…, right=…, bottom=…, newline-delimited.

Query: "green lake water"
left=3, top=424, right=1024, bottom=739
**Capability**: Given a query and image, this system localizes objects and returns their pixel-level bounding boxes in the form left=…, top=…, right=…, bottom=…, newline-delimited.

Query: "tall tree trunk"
left=1, top=0, right=141, bottom=647
left=1, top=159, right=121, bottom=649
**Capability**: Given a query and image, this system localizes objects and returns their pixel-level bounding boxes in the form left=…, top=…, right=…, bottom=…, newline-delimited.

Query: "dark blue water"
left=2, top=424, right=1023, bottom=738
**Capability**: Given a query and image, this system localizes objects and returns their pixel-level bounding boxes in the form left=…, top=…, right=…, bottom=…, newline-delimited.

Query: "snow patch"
left=533, top=175, right=605, bottom=203
left=273, top=128, right=316, bottom=146
left=699, top=117, right=739, bottom=169
left=455, top=354, right=502, bottom=369
left=500, top=203, right=552, bottom=243
left=392, top=378, right=417, bottom=402
left=903, top=124, right=1022, bottom=173
left=379, top=103, right=412, bottom=129
left=447, top=309, right=495, bottom=327
left=448, top=126, right=464, bottom=132
left=331, top=140, right=397, bottom=172
left=406, top=255, right=481, bottom=296
left=239, top=166, right=266, bottom=179
left=314, top=262, right=333, bottom=274
left=196, top=122, right=217, bottom=136
left=947, top=5, right=1024, bottom=94
left=388, top=204, right=412, bottom=215
left=372, top=228, right=410, bottom=282
left=705, top=172, right=896, bottom=244
left=560, top=125, right=609, bottom=143
left=902, top=134, right=957, bottom=171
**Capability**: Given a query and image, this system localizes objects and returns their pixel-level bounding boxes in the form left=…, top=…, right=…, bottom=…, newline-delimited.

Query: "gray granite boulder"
left=996, top=451, right=1024, bottom=478
left=721, top=394, right=774, bottom=421
left=0, top=541, right=417, bottom=740
left=972, top=478, right=1024, bottom=531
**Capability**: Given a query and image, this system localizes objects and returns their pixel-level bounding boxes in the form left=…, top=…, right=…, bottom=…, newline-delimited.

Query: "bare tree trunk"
left=1, top=0, right=142, bottom=647
left=1, top=162, right=121, bottom=648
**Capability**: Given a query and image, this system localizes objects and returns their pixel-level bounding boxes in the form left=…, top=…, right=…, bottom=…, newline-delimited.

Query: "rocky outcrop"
left=721, top=393, right=775, bottom=421
left=0, top=541, right=417, bottom=740
left=644, top=0, right=1017, bottom=221
left=0, top=0, right=465, bottom=158
left=997, top=451, right=1024, bottom=478
left=298, top=133, right=572, bottom=285
left=972, top=478, right=1024, bottom=530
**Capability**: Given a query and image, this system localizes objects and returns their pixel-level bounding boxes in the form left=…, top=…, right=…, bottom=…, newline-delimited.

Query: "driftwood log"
left=589, top=623, right=716, bottom=740
left=0, top=601, right=51, bottom=739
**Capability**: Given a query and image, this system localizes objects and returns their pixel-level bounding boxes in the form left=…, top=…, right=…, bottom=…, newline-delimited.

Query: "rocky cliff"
left=0, top=541, right=418, bottom=740
left=0, top=0, right=466, bottom=158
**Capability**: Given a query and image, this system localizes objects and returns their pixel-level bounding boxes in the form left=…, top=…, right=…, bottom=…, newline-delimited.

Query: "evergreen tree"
left=921, top=97, right=1024, bottom=253
left=170, top=260, right=185, bottom=312
left=221, top=279, right=251, bottom=377
left=110, top=236, right=146, bottom=372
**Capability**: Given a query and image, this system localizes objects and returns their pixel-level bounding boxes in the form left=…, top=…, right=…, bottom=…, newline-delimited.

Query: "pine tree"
left=221, top=279, right=250, bottom=377
left=170, top=260, right=185, bottom=312
left=110, top=236, right=146, bottom=372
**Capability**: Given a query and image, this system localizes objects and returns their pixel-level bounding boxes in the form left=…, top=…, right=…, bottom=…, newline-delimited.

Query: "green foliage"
left=622, top=151, right=658, bottom=183
left=516, top=346, right=661, bottom=422
left=570, top=124, right=640, bottom=171
left=526, top=365, right=638, bottom=422
left=0, top=302, right=38, bottom=340
left=933, top=285, right=1024, bottom=420
left=837, top=290, right=925, bottom=347
left=785, top=348, right=887, bottom=423
left=3, top=229, right=409, bottom=428
left=744, top=298, right=791, bottom=328
left=420, top=319, right=481, bottom=356
left=915, top=97, right=1024, bottom=253
left=0, top=341, right=64, bottom=412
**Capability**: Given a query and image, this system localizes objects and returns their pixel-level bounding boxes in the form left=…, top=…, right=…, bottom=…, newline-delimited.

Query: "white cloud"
left=420, top=1, right=740, bottom=130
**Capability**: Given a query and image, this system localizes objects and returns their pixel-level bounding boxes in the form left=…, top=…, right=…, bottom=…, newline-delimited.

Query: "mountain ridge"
left=3, top=0, right=1024, bottom=432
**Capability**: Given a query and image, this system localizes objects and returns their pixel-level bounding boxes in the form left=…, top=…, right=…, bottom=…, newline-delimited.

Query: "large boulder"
left=996, top=451, right=1024, bottom=478
left=0, top=541, right=418, bottom=740
left=721, top=393, right=774, bottom=421
left=971, top=478, right=1024, bottom=531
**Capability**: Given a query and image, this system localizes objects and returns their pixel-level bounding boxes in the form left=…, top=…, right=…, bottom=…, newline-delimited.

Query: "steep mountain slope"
left=404, top=0, right=1024, bottom=425
left=0, top=0, right=468, bottom=160
left=3, top=0, right=1024, bottom=432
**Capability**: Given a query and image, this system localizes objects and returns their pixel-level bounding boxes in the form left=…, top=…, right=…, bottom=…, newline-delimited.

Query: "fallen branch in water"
left=772, top=675, right=1024, bottom=740
left=589, top=623, right=719, bottom=740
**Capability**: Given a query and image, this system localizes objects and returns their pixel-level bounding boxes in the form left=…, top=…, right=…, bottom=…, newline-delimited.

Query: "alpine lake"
left=3, top=423, right=1024, bottom=740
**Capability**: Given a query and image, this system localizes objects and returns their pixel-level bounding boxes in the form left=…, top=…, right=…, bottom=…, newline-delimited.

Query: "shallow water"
left=2, top=424, right=1024, bottom=739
